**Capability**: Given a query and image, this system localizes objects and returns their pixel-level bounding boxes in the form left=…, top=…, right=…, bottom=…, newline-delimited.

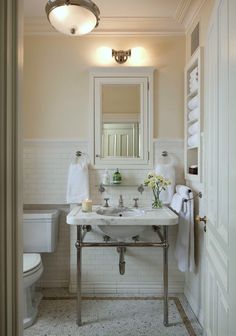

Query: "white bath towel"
left=170, top=193, right=183, bottom=213
left=188, top=121, right=199, bottom=135
left=66, top=157, right=89, bottom=204
left=188, top=107, right=199, bottom=121
left=188, top=134, right=199, bottom=148
left=172, top=185, right=195, bottom=273
left=188, top=95, right=199, bottom=110
left=155, top=160, right=175, bottom=205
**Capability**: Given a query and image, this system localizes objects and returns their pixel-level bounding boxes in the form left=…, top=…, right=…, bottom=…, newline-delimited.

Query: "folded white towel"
left=188, top=121, right=199, bottom=135
left=189, top=85, right=199, bottom=94
left=188, top=134, right=199, bottom=147
left=188, top=95, right=199, bottom=110
left=174, top=185, right=195, bottom=273
left=66, top=157, right=89, bottom=204
left=190, top=67, right=198, bottom=78
left=188, top=107, right=199, bottom=121
left=189, top=77, right=198, bottom=84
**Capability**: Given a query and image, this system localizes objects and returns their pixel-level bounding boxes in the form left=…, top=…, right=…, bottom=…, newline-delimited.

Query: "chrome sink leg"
left=117, top=247, right=126, bottom=275
left=163, top=226, right=169, bottom=327
left=75, top=225, right=82, bottom=326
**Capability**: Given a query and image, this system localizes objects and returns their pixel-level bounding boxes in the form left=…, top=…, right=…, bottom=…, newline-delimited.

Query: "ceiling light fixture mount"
left=45, top=0, right=100, bottom=36
left=112, top=49, right=131, bottom=64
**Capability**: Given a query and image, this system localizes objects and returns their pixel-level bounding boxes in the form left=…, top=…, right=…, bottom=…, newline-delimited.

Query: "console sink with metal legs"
left=67, top=205, right=178, bottom=327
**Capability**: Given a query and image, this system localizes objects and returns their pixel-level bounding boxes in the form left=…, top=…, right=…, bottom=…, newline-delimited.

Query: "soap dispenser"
left=112, top=168, right=122, bottom=184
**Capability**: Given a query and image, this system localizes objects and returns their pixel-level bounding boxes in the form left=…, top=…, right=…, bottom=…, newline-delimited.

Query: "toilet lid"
left=23, top=253, right=41, bottom=273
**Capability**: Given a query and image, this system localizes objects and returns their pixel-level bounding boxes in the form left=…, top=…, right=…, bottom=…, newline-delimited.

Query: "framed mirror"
left=90, top=67, right=154, bottom=168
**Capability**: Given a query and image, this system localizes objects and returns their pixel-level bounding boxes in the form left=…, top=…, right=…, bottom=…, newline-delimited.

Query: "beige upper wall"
left=23, top=35, right=185, bottom=139
left=186, top=0, right=215, bottom=61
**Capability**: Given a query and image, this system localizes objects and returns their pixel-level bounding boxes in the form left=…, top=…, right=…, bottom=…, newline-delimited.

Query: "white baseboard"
left=184, top=285, right=203, bottom=326
left=69, top=281, right=184, bottom=295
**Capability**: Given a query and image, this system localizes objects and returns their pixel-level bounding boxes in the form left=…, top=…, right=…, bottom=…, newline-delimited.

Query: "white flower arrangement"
left=144, top=172, right=171, bottom=208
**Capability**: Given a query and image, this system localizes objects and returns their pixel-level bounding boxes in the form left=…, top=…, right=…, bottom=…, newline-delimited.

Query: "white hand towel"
left=66, top=157, right=89, bottom=204
left=188, top=107, right=199, bottom=121
left=174, top=185, right=195, bottom=273
left=155, top=162, right=175, bottom=204
left=188, top=134, right=199, bottom=147
left=188, top=121, right=199, bottom=135
left=170, top=193, right=183, bottom=213
left=188, top=95, right=199, bottom=110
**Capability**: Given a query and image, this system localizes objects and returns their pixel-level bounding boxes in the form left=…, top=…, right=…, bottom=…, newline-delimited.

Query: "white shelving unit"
left=184, top=47, right=204, bottom=182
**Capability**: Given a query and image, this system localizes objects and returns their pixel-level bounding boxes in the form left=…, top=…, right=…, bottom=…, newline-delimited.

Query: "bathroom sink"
left=96, top=207, right=145, bottom=218
left=67, top=205, right=178, bottom=241
left=96, top=207, right=146, bottom=240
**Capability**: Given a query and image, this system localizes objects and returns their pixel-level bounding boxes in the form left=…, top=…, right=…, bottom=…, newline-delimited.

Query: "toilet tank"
left=23, top=210, right=60, bottom=253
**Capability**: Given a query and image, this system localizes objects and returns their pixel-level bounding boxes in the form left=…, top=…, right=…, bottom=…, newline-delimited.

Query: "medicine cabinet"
left=90, top=67, right=154, bottom=169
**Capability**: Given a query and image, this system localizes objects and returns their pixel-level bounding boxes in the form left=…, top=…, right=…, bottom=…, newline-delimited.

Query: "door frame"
left=0, top=1, right=23, bottom=335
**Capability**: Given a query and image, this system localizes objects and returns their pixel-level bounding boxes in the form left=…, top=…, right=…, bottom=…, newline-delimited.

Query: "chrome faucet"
left=118, top=195, right=124, bottom=208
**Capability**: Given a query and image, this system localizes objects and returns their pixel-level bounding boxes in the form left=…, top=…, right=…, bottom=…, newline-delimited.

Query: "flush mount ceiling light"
left=112, top=49, right=131, bottom=64
left=45, top=0, right=100, bottom=36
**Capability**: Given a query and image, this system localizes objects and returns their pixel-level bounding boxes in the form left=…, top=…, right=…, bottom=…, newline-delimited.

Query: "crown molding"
left=24, top=1, right=207, bottom=37
left=24, top=16, right=185, bottom=36
left=174, top=0, right=192, bottom=23
left=183, top=0, right=207, bottom=32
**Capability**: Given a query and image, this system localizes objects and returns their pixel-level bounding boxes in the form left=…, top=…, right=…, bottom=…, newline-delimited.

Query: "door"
left=205, top=0, right=236, bottom=335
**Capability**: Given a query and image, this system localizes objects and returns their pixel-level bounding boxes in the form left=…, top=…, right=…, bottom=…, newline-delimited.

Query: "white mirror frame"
left=89, top=67, right=154, bottom=169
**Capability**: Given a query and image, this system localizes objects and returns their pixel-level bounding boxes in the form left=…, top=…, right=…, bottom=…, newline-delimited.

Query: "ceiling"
left=24, top=0, right=205, bottom=35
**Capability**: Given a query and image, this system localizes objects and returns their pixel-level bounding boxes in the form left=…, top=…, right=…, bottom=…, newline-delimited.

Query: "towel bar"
left=183, top=191, right=202, bottom=203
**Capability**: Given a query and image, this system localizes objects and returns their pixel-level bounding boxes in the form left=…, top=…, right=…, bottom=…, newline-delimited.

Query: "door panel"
left=205, top=0, right=235, bottom=335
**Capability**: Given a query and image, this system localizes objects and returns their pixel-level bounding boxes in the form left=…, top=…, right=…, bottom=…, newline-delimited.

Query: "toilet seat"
left=23, top=253, right=42, bottom=277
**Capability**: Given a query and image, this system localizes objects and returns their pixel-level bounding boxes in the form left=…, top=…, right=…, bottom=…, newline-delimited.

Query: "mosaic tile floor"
left=24, top=290, right=203, bottom=336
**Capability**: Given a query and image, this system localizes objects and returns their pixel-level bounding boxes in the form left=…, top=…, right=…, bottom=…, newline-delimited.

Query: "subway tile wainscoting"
left=23, top=139, right=184, bottom=294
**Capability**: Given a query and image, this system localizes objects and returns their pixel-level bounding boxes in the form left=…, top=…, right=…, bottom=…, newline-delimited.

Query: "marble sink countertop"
left=66, top=205, right=178, bottom=226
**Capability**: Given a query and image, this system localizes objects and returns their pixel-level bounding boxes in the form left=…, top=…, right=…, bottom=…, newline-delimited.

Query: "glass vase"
left=152, top=191, right=163, bottom=209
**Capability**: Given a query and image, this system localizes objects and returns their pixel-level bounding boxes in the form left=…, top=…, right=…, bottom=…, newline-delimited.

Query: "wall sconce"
left=112, top=49, right=131, bottom=64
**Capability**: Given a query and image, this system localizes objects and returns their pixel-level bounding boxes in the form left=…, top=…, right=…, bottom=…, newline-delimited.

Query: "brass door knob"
left=195, top=215, right=207, bottom=232
left=195, top=215, right=207, bottom=224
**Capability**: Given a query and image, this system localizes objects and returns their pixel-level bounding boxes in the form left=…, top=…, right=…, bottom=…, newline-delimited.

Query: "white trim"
left=174, top=0, right=192, bottom=24
left=153, top=138, right=184, bottom=144
left=24, top=16, right=185, bottom=36
left=184, top=0, right=208, bottom=32
left=24, top=138, right=88, bottom=143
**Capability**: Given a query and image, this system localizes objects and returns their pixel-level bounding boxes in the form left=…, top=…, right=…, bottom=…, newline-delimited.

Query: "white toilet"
left=23, top=209, right=59, bottom=329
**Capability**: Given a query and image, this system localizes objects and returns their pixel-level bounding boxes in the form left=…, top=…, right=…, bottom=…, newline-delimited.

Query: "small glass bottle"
left=112, top=168, right=122, bottom=184
left=102, top=169, right=110, bottom=185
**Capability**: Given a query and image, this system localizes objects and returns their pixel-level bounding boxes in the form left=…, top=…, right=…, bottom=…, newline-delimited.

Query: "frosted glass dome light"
left=45, top=0, right=100, bottom=36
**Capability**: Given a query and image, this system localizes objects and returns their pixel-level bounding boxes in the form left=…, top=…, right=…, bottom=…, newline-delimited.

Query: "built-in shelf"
left=184, top=47, right=203, bottom=183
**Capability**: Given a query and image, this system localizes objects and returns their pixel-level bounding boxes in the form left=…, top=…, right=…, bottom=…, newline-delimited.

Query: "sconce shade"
left=45, top=0, right=100, bottom=36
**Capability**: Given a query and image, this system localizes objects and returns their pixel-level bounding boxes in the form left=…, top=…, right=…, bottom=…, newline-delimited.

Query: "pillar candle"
left=82, top=199, right=92, bottom=212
